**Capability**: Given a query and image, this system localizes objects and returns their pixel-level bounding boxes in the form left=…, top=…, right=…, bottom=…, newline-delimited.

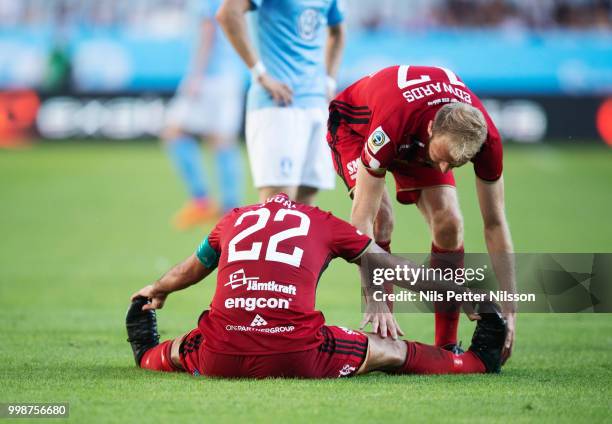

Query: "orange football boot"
left=172, top=199, right=220, bottom=230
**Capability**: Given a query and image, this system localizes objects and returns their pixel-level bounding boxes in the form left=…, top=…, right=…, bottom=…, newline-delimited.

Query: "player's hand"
left=463, top=301, right=515, bottom=364
left=501, top=310, right=516, bottom=364
left=359, top=302, right=404, bottom=340
left=130, top=285, right=168, bottom=311
left=462, top=301, right=481, bottom=321
left=325, top=75, right=337, bottom=102
left=258, top=73, right=293, bottom=106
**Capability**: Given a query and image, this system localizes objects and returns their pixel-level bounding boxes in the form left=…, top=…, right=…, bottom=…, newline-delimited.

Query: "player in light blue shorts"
left=217, top=0, right=346, bottom=204
left=163, top=0, right=247, bottom=230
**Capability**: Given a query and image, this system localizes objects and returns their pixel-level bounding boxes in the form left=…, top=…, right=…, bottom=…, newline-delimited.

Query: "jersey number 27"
left=397, top=65, right=466, bottom=89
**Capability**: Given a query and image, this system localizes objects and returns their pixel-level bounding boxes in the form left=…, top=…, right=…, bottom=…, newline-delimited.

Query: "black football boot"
left=468, top=302, right=507, bottom=373
left=126, top=296, right=160, bottom=366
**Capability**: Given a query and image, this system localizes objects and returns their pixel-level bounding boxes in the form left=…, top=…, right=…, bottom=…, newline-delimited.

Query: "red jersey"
left=332, top=65, right=503, bottom=182
left=196, top=194, right=372, bottom=355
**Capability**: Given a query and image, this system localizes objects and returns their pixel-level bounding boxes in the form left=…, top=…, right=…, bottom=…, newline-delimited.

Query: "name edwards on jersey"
left=397, top=65, right=473, bottom=104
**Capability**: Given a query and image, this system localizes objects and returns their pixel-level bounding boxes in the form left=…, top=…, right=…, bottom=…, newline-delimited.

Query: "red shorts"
left=179, top=326, right=368, bottom=379
left=327, top=121, right=455, bottom=205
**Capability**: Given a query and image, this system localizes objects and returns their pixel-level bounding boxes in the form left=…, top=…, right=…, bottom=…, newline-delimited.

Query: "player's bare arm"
left=131, top=254, right=213, bottom=311
left=181, top=18, right=216, bottom=96
left=160, top=16, right=216, bottom=140
left=350, top=160, right=395, bottom=248
left=476, top=175, right=516, bottom=362
left=128, top=254, right=214, bottom=369
left=358, top=257, right=404, bottom=340
left=351, top=164, right=397, bottom=330
left=216, top=0, right=258, bottom=68
left=216, top=0, right=293, bottom=105
left=351, top=164, right=386, bottom=238
left=325, top=23, right=345, bottom=99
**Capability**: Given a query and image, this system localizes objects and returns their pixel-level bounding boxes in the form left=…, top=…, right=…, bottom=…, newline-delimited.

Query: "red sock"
left=398, top=341, right=485, bottom=374
left=431, top=243, right=464, bottom=347
left=139, top=340, right=179, bottom=372
left=376, top=240, right=394, bottom=311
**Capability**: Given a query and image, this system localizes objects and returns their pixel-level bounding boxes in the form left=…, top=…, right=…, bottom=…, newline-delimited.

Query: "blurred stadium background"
left=1, top=1, right=611, bottom=422
left=1, top=0, right=612, bottom=145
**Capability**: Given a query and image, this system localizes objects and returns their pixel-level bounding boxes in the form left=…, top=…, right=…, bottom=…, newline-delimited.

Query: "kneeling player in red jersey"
left=126, top=194, right=506, bottom=378
left=327, top=65, right=516, bottom=360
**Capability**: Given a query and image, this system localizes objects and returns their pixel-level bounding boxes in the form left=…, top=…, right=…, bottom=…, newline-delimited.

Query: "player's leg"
left=205, top=78, right=244, bottom=212
left=296, top=109, right=335, bottom=205
left=308, top=326, right=370, bottom=378
left=417, top=185, right=465, bottom=349
left=163, top=94, right=217, bottom=229
left=358, top=304, right=507, bottom=375
left=296, top=186, right=318, bottom=205
left=162, top=126, right=211, bottom=209
left=373, top=188, right=394, bottom=252
left=138, top=333, right=189, bottom=373
left=418, top=186, right=464, bottom=250
left=373, top=189, right=396, bottom=308
left=359, top=333, right=484, bottom=375
left=245, top=108, right=306, bottom=203
left=209, top=133, right=243, bottom=211
left=259, top=186, right=298, bottom=202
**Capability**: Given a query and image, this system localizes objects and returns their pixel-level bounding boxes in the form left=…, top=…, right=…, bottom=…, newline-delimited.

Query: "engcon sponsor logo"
left=224, top=297, right=291, bottom=312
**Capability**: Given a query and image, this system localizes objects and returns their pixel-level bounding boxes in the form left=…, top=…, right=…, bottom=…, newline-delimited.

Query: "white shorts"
left=166, top=76, right=243, bottom=137
left=245, top=107, right=335, bottom=190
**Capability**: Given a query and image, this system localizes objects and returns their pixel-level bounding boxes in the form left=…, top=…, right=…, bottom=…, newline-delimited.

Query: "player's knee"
left=259, top=186, right=297, bottom=203
left=431, top=209, right=464, bottom=249
left=170, top=336, right=186, bottom=370
left=384, top=339, right=406, bottom=367
left=296, top=186, right=318, bottom=205
left=161, top=126, right=184, bottom=143
left=209, top=134, right=235, bottom=150
left=362, top=334, right=407, bottom=373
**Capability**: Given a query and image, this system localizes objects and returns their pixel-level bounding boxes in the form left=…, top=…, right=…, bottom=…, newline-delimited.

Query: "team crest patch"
left=298, top=8, right=322, bottom=41
left=371, top=131, right=385, bottom=146
left=367, top=126, right=390, bottom=154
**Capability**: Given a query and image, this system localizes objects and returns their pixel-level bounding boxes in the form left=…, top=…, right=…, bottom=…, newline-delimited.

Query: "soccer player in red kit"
left=327, top=65, right=516, bottom=361
left=126, top=194, right=507, bottom=378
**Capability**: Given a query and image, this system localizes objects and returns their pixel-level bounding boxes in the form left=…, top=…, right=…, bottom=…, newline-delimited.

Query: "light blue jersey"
left=189, top=0, right=244, bottom=78
left=247, top=0, right=345, bottom=110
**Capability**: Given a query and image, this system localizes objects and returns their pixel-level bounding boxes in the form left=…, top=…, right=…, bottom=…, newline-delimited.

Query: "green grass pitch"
left=1, top=141, right=611, bottom=423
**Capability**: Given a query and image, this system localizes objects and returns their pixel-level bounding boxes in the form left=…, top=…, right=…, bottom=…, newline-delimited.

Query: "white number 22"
left=227, top=209, right=310, bottom=267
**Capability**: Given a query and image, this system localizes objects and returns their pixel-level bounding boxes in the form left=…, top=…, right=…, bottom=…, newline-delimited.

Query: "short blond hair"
left=432, top=102, right=487, bottom=165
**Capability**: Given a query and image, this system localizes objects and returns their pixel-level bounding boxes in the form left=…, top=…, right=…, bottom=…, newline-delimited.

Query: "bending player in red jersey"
left=126, top=194, right=507, bottom=378
left=327, top=65, right=516, bottom=360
